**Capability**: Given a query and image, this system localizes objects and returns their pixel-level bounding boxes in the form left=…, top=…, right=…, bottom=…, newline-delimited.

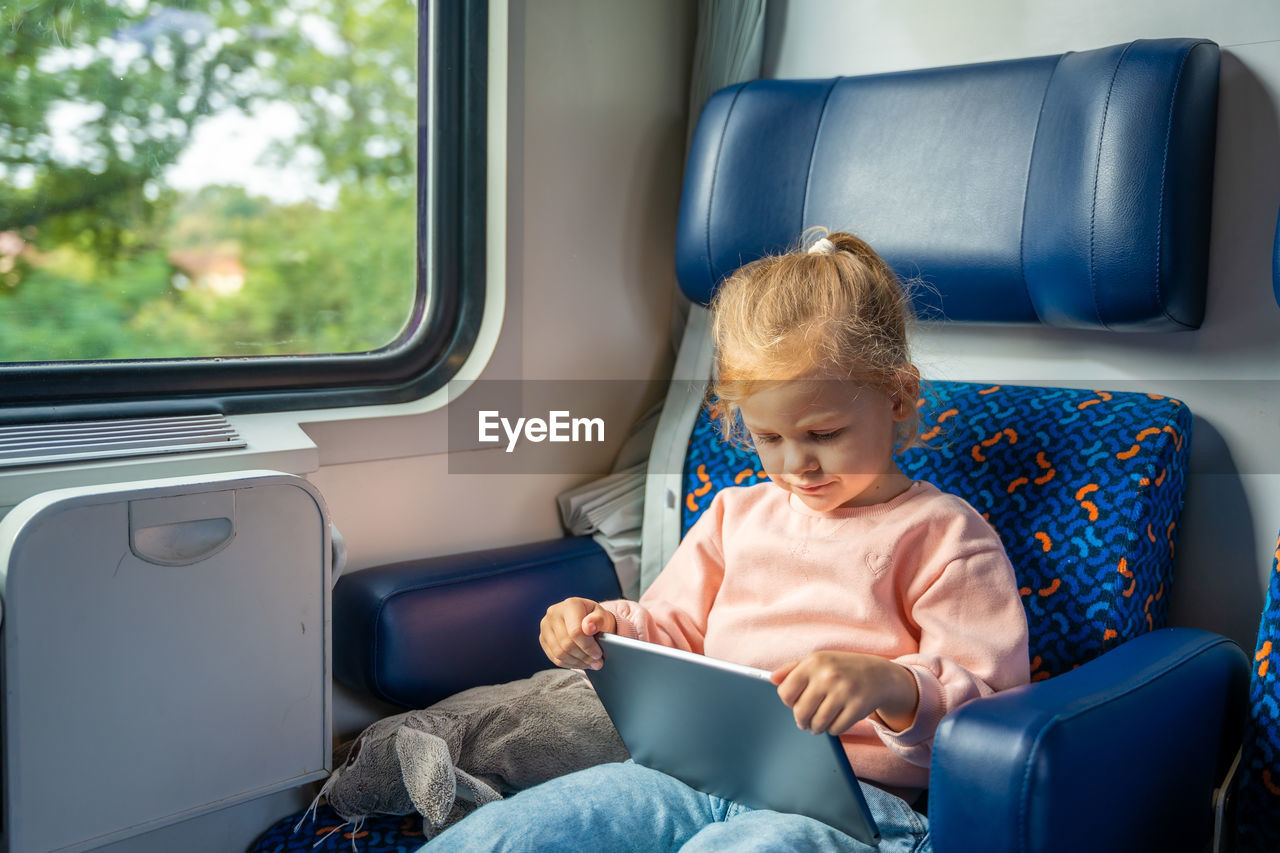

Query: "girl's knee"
left=424, top=762, right=715, bottom=852
left=423, top=762, right=654, bottom=851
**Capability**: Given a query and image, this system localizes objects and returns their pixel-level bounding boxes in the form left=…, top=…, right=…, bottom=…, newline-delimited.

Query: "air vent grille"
left=0, top=414, right=247, bottom=469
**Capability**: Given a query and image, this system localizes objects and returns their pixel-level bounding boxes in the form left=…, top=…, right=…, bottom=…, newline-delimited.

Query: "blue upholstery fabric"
left=1211, top=203, right=1280, bottom=843
left=675, top=39, right=1219, bottom=330
left=684, top=382, right=1191, bottom=678
left=250, top=804, right=425, bottom=852
left=333, top=536, right=621, bottom=708
left=1235, top=532, right=1280, bottom=852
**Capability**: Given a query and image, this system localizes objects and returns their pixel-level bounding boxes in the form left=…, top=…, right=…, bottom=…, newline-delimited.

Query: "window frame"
left=0, top=0, right=486, bottom=424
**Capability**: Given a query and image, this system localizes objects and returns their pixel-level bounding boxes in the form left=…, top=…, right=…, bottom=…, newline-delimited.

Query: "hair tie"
left=807, top=237, right=836, bottom=255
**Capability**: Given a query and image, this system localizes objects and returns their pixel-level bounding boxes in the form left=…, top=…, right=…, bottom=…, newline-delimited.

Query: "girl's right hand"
left=539, top=597, right=618, bottom=670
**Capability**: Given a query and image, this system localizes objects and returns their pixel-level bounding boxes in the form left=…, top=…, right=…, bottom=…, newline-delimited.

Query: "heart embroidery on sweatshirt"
left=866, top=553, right=892, bottom=577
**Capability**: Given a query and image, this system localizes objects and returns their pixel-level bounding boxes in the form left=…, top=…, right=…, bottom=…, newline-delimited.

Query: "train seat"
left=253, top=38, right=1248, bottom=853
left=1233, top=211, right=1280, bottom=853
left=1236, top=529, right=1280, bottom=852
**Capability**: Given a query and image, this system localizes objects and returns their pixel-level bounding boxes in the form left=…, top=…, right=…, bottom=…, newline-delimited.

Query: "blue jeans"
left=423, top=760, right=930, bottom=852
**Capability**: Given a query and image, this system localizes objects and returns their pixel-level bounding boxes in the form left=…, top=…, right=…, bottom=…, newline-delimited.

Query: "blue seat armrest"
left=930, top=628, right=1248, bottom=853
left=333, top=535, right=622, bottom=708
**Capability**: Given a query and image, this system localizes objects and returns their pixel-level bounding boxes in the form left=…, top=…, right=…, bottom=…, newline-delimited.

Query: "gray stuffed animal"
left=314, top=668, right=628, bottom=839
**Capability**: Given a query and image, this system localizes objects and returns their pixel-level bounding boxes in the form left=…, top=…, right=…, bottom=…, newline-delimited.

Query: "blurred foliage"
left=0, top=0, right=418, bottom=360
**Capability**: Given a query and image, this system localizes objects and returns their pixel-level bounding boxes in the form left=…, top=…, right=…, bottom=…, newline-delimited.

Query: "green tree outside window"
left=0, top=0, right=418, bottom=361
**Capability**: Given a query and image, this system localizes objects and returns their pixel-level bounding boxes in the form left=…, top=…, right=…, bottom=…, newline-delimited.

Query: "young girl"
left=427, top=231, right=1030, bottom=852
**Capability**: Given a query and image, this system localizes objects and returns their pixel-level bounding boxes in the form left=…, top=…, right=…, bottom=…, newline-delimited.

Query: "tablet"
left=584, top=633, right=880, bottom=845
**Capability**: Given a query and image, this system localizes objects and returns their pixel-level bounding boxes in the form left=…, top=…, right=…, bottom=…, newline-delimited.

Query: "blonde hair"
left=708, top=229, right=920, bottom=449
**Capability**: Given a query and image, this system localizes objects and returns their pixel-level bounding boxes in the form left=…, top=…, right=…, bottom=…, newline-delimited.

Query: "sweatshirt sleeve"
left=871, top=538, right=1031, bottom=767
left=600, top=492, right=728, bottom=654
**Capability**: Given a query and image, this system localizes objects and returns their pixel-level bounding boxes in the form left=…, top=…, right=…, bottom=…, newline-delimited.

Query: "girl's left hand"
left=771, top=651, right=920, bottom=735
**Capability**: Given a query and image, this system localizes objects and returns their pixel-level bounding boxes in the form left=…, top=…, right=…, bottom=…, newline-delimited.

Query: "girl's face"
left=738, top=377, right=915, bottom=512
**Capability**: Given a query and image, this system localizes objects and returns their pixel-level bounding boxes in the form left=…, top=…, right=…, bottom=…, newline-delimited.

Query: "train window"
left=0, top=0, right=485, bottom=419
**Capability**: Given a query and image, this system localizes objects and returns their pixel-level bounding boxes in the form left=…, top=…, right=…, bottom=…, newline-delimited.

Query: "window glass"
left=0, top=0, right=418, bottom=361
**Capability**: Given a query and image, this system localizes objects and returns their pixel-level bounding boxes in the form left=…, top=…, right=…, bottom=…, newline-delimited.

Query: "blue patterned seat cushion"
left=1237, top=532, right=1280, bottom=853
left=250, top=804, right=425, bottom=852
left=682, top=381, right=1191, bottom=680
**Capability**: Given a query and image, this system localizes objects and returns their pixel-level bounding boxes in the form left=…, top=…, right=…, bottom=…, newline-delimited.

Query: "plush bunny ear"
left=453, top=766, right=502, bottom=811
left=394, top=726, right=501, bottom=828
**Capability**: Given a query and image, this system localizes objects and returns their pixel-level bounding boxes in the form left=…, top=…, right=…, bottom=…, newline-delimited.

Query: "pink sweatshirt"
left=602, top=480, right=1030, bottom=795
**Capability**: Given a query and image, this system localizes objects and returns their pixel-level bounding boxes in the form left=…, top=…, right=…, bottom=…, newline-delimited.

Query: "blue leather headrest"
left=676, top=39, right=1219, bottom=331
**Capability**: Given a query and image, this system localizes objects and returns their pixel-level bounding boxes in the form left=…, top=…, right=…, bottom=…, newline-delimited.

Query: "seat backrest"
left=1237, top=529, right=1280, bottom=852
left=1234, top=212, right=1280, bottom=852
left=681, top=382, right=1189, bottom=679
left=676, top=38, right=1219, bottom=328
left=644, top=38, right=1219, bottom=676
